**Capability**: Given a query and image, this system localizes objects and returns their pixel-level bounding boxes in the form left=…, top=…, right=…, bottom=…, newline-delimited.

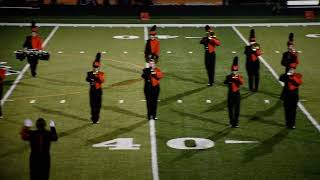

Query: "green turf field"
left=0, top=23, right=320, bottom=180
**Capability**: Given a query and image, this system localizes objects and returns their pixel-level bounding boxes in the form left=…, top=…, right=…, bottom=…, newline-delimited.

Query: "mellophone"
left=15, top=49, right=50, bottom=61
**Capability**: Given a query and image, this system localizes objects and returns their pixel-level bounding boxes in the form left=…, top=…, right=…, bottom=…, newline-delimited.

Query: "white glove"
left=49, top=120, right=55, bottom=127
left=24, top=119, right=33, bottom=127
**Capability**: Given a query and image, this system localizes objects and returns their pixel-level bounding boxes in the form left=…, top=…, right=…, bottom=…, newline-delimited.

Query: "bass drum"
left=15, top=50, right=26, bottom=61
left=39, top=51, right=50, bottom=61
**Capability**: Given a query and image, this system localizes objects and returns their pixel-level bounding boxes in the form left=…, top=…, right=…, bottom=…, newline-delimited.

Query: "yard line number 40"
left=92, top=138, right=215, bottom=150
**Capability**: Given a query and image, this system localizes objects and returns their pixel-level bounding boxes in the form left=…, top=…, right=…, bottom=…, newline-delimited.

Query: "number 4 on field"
left=92, top=138, right=141, bottom=150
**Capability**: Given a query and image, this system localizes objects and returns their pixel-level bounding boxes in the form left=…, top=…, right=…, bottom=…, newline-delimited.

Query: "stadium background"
left=0, top=0, right=320, bottom=180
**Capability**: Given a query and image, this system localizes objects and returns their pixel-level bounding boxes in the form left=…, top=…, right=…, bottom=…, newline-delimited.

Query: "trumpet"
left=251, top=43, right=260, bottom=51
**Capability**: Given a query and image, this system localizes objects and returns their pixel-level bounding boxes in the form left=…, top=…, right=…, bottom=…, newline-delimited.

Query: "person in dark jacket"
left=20, top=118, right=58, bottom=180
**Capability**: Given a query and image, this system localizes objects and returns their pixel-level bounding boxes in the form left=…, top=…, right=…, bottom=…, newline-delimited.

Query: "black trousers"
left=227, top=91, right=240, bottom=126
left=90, top=87, right=102, bottom=123
left=283, top=91, right=299, bottom=128
left=144, top=85, right=160, bottom=119
left=27, top=57, right=39, bottom=77
left=246, top=60, right=260, bottom=91
left=205, top=51, right=216, bottom=84
left=30, top=153, right=50, bottom=180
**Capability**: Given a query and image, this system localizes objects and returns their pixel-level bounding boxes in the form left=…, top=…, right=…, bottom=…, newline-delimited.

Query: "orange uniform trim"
left=0, top=69, right=6, bottom=83
left=250, top=49, right=262, bottom=62
left=31, top=36, right=43, bottom=50
left=150, top=39, right=160, bottom=56
left=230, top=75, right=244, bottom=92
left=288, top=73, right=302, bottom=91
left=94, top=71, right=105, bottom=89
left=208, top=38, right=220, bottom=53
left=150, top=68, right=164, bottom=87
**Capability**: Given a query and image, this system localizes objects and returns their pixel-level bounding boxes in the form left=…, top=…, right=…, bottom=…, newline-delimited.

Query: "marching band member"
left=200, top=25, right=221, bottom=86
left=144, top=25, right=160, bottom=63
left=224, top=56, right=244, bottom=128
left=86, top=53, right=105, bottom=124
left=244, top=29, right=262, bottom=92
left=23, top=21, right=43, bottom=77
left=142, top=56, right=164, bottom=120
left=281, top=33, right=299, bottom=73
left=279, top=68, right=303, bottom=129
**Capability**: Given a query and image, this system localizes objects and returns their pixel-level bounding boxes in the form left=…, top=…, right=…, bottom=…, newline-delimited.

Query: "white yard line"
left=144, top=26, right=149, bottom=41
left=1, top=26, right=59, bottom=107
left=149, top=119, right=159, bottom=180
left=1, top=22, right=320, bottom=28
left=144, top=26, right=160, bottom=180
left=232, top=26, right=320, bottom=133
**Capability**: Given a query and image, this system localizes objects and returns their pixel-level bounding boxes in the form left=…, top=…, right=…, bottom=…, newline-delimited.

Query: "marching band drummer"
left=23, top=21, right=43, bottom=77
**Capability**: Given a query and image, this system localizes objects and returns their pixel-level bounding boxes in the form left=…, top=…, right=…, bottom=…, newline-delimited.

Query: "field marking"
left=144, top=26, right=160, bottom=180
left=1, top=26, right=59, bottom=107
left=185, top=36, right=202, bottom=39
left=225, top=140, right=259, bottom=144
left=1, top=23, right=320, bottom=28
left=149, top=119, right=159, bottom=180
left=144, top=26, right=149, bottom=41
left=232, top=26, right=320, bottom=133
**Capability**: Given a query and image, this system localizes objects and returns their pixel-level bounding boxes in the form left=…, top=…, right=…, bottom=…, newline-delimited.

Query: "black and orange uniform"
left=244, top=45, right=262, bottom=91
left=86, top=70, right=105, bottom=123
left=23, top=23, right=43, bottom=77
left=281, top=33, right=300, bottom=73
left=281, top=50, right=299, bottom=73
left=244, top=29, right=262, bottom=92
left=144, top=25, right=160, bottom=63
left=86, top=53, right=104, bottom=123
left=142, top=65, right=164, bottom=120
left=279, top=72, right=302, bottom=129
left=200, top=26, right=221, bottom=86
left=224, top=57, right=244, bottom=127
left=0, top=68, right=6, bottom=117
left=20, top=120, right=58, bottom=180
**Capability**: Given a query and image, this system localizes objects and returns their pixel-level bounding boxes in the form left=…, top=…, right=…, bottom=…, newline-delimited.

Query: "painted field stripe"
left=1, top=23, right=320, bottom=28
left=225, top=140, right=259, bottom=144
left=144, top=26, right=149, bottom=42
left=144, top=26, right=160, bottom=180
left=149, top=119, right=159, bottom=180
left=185, top=36, right=202, bottom=39
left=232, top=26, right=320, bottom=133
left=1, top=26, right=59, bottom=107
